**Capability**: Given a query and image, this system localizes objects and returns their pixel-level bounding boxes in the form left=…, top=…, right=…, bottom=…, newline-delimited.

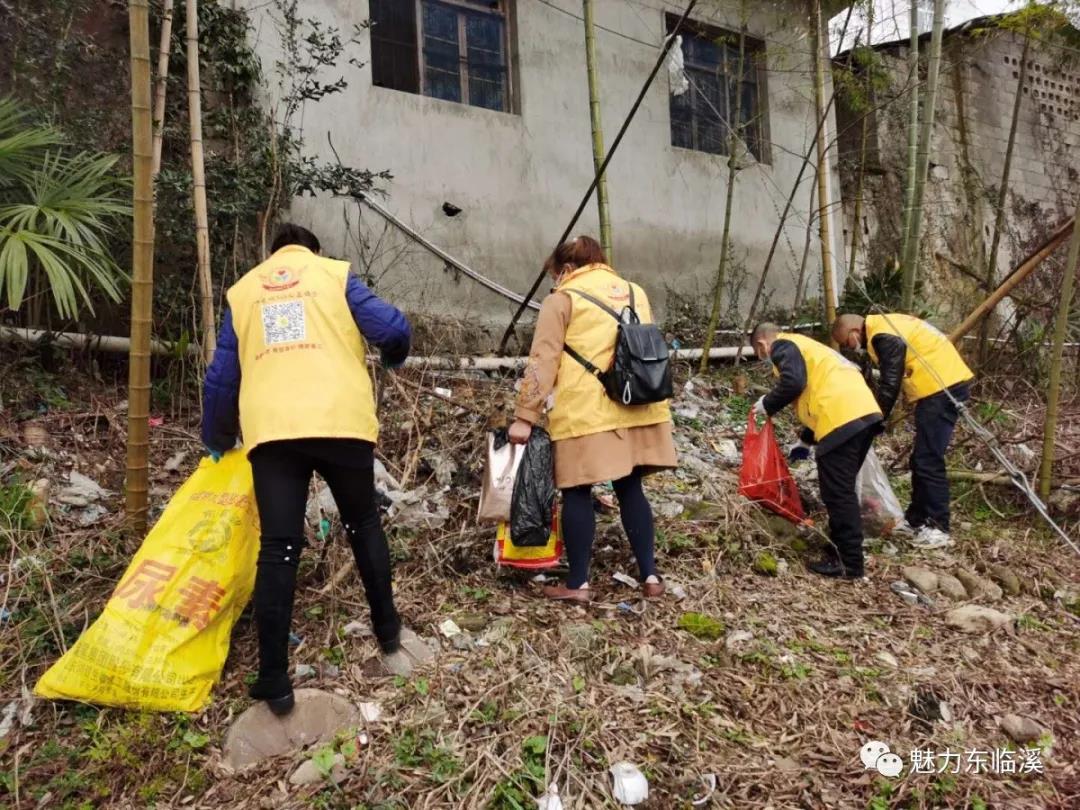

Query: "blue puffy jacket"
left=201, top=274, right=412, bottom=452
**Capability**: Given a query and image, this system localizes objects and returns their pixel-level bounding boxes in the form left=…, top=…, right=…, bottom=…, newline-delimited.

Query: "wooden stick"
left=186, top=0, right=216, bottom=364
left=949, top=219, right=1075, bottom=343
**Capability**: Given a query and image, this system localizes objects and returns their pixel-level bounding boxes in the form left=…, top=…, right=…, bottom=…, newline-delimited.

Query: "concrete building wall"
left=838, top=27, right=1080, bottom=321
left=235, top=0, right=843, bottom=343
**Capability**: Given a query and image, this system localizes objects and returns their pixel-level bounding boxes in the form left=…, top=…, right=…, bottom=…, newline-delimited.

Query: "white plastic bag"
left=477, top=430, right=524, bottom=524
left=857, top=448, right=904, bottom=534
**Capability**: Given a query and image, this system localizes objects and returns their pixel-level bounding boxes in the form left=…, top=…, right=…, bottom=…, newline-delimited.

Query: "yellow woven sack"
left=35, top=452, right=259, bottom=711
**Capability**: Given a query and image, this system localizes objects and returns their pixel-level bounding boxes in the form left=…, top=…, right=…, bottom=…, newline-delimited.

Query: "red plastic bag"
left=738, top=413, right=806, bottom=524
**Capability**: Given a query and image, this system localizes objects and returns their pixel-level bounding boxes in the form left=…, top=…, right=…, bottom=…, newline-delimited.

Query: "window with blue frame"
left=667, top=15, right=767, bottom=162
left=371, top=0, right=512, bottom=113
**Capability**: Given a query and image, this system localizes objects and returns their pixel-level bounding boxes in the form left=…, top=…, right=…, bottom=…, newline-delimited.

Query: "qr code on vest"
left=261, top=300, right=306, bottom=345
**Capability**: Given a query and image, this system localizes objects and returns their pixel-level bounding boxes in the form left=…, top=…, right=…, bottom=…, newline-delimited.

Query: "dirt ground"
left=1, top=352, right=1078, bottom=809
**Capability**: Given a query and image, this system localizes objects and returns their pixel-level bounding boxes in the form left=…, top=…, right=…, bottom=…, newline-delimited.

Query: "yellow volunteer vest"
left=776, top=332, right=881, bottom=442
left=227, top=245, right=379, bottom=451
left=865, top=314, right=973, bottom=402
left=547, top=265, right=671, bottom=441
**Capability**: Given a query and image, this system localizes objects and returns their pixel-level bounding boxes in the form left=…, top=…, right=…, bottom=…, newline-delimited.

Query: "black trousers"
left=249, top=439, right=401, bottom=679
left=816, top=426, right=876, bottom=575
left=907, top=385, right=968, bottom=533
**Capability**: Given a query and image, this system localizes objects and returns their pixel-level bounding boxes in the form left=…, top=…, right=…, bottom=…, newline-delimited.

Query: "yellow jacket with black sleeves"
left=865, top=313, right=973, bottom=417
left=763, top=332, right=883, bottom=456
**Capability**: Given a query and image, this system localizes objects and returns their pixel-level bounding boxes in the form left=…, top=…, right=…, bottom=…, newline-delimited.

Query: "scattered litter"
left=0, top=608, right=11, bottom=622
left=56, top=471, right=110, bottom=508
left=0, top=688, right=35, bottom=740
left=669, top=582, right=688, bottom=601
left=536, top=781, right=564, bottom=810
left=654, top=501, right=684, bottom=519
left=358, top=702, right=382, bottom=723
left=75, top=504, right=108, bottom=527
left=612, top=572, right=639, bottom=588
left=531, top=574, right=550, bottom=583
left=890, top=580, right=920, bottom=606
left=28, top=479, right=49, bottom=527
left=289, top=632, right=304, bottom=646
left=294, top=663, right=316, bottom=680
left=358, top=731, right=370, bottom=746
left=880, top=542, right=900, bottom=557
left=322, top=664, right=340, bottom=679
left=691, top=773, right=717, bottom=806
left=439, top=619, right=463, bottom=639
left=342, top=621, right=370, bottom=638
left=617, top=602, right=645, bottom=615
left=148, top=416, right=164, bottom=427
left=725, top=630, right=754, bottom=651
left=164, top=450, right=188, bottom=472
left=875, top=651, right=899, bottom=668
left=22, top=422, right=49, bottom=447
left=434, top=387, right=453, bottom=398
left=610, top=762, right=649, bottom=805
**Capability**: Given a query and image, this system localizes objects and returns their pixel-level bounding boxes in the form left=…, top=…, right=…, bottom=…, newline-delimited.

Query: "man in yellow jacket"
left=832, top=313, right=974, bottom=549
left=751, top=323, right=883, bottom=579
left=202, top=224, right=413, bottom=715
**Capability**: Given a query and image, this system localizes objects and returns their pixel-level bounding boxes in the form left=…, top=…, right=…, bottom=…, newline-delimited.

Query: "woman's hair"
left=271, top=223, right=321, bottom=254
left=543, top=235, right=607, bottom=276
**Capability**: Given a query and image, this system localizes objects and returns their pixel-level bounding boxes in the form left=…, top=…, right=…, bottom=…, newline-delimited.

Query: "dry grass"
left=0, top=357, right=1078, bottom=809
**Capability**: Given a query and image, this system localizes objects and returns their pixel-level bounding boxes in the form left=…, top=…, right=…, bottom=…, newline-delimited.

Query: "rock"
left=954, top=569, right=1003, bottom=602
left=290, top=752, right=346, bottom=786
left=753, top=552, right=778, bottom=577
left=774, top=756, right=801, bottom=774
left=986, top=564, right=1021, bottom=596
left=223, top=689, right=362, bottom=770
left=456, top=613, right=489, bottom=633
left=450, top=633, right=474, bottom=652
left=383, top=651, right=413, bottom=678
left=400, top=627, right=436, bottom=666
left=945, top=605, right=1016, bottom=634
left=999, top=714, right=1046, bottom=744
left=724, top=630, right=754, bottom=651
left=654, top=501, right=684, bottom=519
left=342, top=621, right=370, bottom=638
left=903, top=566, right=939, bottom=594
left=936, top=573, right=968, bottom=601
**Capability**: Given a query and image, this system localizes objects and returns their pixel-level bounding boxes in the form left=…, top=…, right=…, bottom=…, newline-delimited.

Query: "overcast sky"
left=833, top=0, right=1023, bottom=50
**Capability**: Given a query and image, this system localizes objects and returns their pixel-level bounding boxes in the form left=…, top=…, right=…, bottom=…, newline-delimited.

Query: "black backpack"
left=562, top=285, right=674, bottom=406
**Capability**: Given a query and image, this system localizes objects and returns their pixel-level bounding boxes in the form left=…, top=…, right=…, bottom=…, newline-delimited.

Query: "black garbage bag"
left=510, top=426, right=556, bottom=547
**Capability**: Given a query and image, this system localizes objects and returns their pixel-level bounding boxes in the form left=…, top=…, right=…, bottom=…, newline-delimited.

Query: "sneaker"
left=910, top=527, right=952, bottom=549
left=891, top=519, right=920, bottom=538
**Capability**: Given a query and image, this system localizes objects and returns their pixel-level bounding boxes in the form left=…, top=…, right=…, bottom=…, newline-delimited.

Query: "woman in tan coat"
left=508, top=236, right=677, bottom=603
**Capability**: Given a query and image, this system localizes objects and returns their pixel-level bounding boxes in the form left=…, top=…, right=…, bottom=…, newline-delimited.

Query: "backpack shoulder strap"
left=566, top=288, right=621, bottom=321
left=562, top=344, right=603, bottom=378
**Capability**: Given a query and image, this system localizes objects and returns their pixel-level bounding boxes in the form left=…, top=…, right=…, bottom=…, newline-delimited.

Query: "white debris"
left=434, top=387, right=453, bottom=399
left=342, top=621, right=371, bottom=638
left=612, top=572, right=639, bottom=589
left=164, top=450, right=188, bottom=472
left=692, top=774, right=718, bottom=806
left=438, top=619, right=463, bottom=639
left=56, top=471, right=110, bottom=507
left=358, top=702, right=382, bottom=723
left=536, top=782, right=564, bottom=810
left=667, top=35, right=689, bottom=97
left=610, top=762, right=649, bottom=805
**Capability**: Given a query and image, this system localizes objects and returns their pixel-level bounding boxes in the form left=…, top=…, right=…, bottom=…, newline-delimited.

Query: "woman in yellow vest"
left=832, top=313, right=974, bottom=549
left=508, top=236, right=677, bottom=603
left=750, top=323, right=883, bottom=579
left=202, top=224, right=415, bottom=715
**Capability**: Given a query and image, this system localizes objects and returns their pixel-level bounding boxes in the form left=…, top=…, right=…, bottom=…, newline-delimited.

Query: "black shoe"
left=248, top=672, right=295, bottom=716
left=809, top=558, right=864, bottom=580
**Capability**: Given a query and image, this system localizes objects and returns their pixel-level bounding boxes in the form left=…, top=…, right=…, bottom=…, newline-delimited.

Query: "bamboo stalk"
left=1039, top=189, right=1080, bottom=498
left=699, top=16, right=747, bottom=374
left=949, top=218, right=1075, bottom=342
left=126, top=0, right=156, bottom=533
left=979, top=31, right=1031, bottom=365
left=186, top=0, right=216, bottom=364
left=900, top=0, right=946, bottom=309
left=899, top=1, right=920, bottom=271
left=810, top=0, right=836, bottom=332
left=847, top=4, right=874, bottom=283
left=582, top=0, right=612, bottom=260
left=151, top=0, right=175, bottom=178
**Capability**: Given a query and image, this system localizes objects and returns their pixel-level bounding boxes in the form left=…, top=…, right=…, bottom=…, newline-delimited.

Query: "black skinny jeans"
left=249, top=439, right=400, bottom=679
left=562, top=470, right=657, bottom=589
left=816, top=426, right=876, bottom=576
left=907, top=384, right=968, bottom=533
